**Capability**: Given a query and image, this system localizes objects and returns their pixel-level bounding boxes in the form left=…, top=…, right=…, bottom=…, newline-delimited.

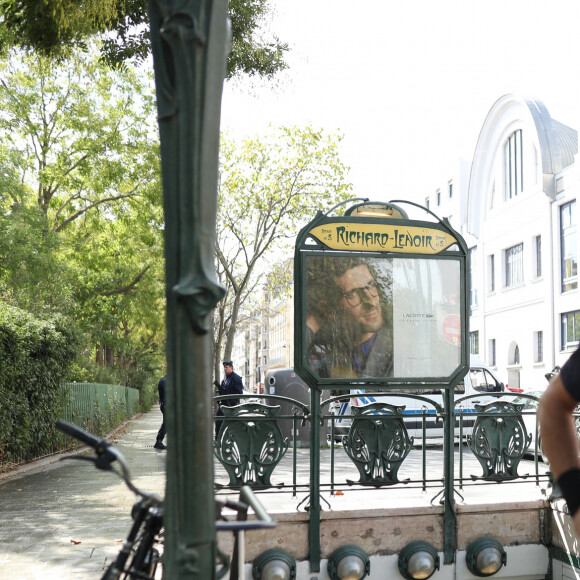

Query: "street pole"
left=147, top=1, right=229, bottom=578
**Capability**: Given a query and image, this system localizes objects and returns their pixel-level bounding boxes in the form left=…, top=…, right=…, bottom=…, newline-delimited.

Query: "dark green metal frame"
left=148, top=0, right=229, bottom=577
left=293, top=200, right=470, bottom=570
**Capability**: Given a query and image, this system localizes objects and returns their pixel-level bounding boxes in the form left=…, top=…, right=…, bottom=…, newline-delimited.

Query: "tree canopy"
left=0, top=48, right=166, bottom=388
left=214, top=127, right=353, bottom=373
left=0, top=0, right=288, bottom=78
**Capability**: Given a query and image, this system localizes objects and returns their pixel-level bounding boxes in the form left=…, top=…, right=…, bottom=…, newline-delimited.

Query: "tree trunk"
left=223, top=291, right=242, bottom=362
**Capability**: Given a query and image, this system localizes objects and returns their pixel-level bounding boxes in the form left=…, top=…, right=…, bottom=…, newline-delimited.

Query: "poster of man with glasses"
left=306, top=256, right=393, bottom=379
left=305, top=255, right=460, bottom=379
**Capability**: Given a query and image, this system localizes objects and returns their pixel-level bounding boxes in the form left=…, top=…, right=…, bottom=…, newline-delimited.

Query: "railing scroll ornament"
left=343, top=402, right=413, bottom=487
left=214, top=403, right=289, bottom=488
left=467, top=401, right=532, bottom=481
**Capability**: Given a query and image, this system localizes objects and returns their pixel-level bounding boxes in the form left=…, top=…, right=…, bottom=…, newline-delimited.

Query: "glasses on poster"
left=340, top=281, right=379, bottom=308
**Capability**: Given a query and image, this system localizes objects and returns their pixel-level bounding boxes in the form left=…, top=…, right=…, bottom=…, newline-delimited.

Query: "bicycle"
left=55, top=420, right=275, bottom=580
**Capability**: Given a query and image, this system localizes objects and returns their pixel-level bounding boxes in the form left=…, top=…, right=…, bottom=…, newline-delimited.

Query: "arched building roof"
left=466, top=94, right=578, bottom=238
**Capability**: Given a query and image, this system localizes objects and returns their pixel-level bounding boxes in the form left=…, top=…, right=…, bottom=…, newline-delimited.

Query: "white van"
left=328, top=356, right=506, bottom=441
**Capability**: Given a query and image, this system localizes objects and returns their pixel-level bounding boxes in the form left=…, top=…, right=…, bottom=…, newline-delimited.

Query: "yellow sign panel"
left=308, top=223, right=457, bottom=254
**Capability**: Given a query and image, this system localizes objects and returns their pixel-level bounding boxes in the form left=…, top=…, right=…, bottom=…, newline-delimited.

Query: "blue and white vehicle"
left=328, top=356, right=506, bottom=441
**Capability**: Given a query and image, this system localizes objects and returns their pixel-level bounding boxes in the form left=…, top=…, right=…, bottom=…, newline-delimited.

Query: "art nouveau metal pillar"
left=147, top=1, right=229, bottom=578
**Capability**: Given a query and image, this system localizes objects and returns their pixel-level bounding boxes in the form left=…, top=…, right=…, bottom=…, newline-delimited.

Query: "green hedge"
left=0, top=303, right=77, bottom=463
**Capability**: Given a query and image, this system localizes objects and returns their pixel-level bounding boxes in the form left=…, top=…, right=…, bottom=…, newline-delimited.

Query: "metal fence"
left=61, top=382, right=140, bottom=432
left=213, top=391, right=552, bottom=492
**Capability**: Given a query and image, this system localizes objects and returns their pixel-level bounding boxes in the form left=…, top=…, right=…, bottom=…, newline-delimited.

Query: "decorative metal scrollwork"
left=467, top=401, right=532, bottom=481
left=343, top=402, right=413, bottom=487
left=214, top=403, right=288, bottom=488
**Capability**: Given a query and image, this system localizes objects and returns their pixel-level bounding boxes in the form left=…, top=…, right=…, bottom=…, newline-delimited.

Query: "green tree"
left=0, top=0, right=288, bottom=79
left=0, top=48, right=166, bottom=386
left=214, top=126, right=353, bottom=376
left=0, top=49, right=159, bottom=233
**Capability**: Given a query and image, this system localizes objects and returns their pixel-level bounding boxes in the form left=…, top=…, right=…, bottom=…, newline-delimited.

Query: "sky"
left=220, top=0, right=580, bottom=206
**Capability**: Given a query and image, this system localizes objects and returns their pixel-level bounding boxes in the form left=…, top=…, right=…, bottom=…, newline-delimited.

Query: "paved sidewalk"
left=0, top=407, right=552, bottom=579
left=0, top=407, right=167, bottom=579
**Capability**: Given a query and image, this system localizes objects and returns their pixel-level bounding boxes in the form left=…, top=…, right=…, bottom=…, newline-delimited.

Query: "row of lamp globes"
left=252, top=538, right=507, bottom=579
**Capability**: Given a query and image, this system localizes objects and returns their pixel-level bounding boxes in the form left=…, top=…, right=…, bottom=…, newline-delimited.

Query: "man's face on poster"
left=335, top=264, right=384, bottom=342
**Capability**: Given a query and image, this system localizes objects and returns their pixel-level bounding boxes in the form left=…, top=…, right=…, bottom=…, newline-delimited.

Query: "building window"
left=561, top=201, right=577, bottom=292
left=504, top=129, right=523, bottom=199
left=533, top=331, right=543, bottom=363
left=425, top=197, right=430, bottom=210
left=449, top=181, right=453, bottom=198
left=489, top=338, right=496, bottom=366
left=437, top=189, right=441, bottom=206
left=505, top=243, right=524, bottom=287
left=562, top=310, right=580, bottom=350
left=470, top=331, right=479, bottom=355
left=488, top=254, right=495, bottom=292
left=534, top=235, right=542, bottom=278
left=469, top=247, right=478, bottom=309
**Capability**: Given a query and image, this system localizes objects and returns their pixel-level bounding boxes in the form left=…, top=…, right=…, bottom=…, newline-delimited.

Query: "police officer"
left=214, top=360, right=243, bottom=438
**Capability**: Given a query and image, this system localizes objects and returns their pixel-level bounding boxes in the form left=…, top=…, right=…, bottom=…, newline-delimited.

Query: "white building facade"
left=232, top=290, right=294, bottom=393
left=235, top=95, right=578, bottom=393
left=430, top=94, right=578, bottom=390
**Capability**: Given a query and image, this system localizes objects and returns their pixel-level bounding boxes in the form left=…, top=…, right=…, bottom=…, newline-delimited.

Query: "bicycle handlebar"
left=56, top=419, right=105, bottom=450
left=55, top=419, right=160, bottom=502
left=239, top=486, right=273, bottom=525
left=56, top=421, right=274, bottom=531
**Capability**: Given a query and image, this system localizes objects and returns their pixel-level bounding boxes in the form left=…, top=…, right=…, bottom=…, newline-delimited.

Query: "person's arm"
left=538, top=374, right=580, bottom=534
left=539, top=375, right=580, bottom=476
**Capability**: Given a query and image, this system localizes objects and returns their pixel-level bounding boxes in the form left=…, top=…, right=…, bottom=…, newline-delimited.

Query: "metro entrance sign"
left=293, top=199, right=470, bottom=571
left=294, top=200, right=470, bottom=389
left=307, top=222, right=459, bottom=253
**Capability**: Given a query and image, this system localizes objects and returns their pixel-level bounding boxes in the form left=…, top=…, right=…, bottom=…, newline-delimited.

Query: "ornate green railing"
left=343, top=401, right=414, bottom=486
left=214, top=391, right=552, bottom=489
left=213, top=390, right=554, bottom=568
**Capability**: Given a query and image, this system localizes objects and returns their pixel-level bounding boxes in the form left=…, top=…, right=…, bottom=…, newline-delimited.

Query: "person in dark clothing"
left=213, top=360, right=243, bottom=439
left=539, top=345, right=580, bottom=535
left=154, top=375, right=166, bottom=450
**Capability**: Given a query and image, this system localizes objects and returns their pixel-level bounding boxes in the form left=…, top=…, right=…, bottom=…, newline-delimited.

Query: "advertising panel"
left=305, top=254, right=461, bottom=380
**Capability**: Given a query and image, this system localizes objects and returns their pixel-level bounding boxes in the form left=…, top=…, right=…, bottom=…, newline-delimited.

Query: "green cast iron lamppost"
left=147, top=0, right=229, bottom=577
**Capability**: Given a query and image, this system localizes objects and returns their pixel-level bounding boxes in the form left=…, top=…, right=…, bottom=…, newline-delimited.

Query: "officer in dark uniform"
left=214, top=360, right=243, bottom=438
